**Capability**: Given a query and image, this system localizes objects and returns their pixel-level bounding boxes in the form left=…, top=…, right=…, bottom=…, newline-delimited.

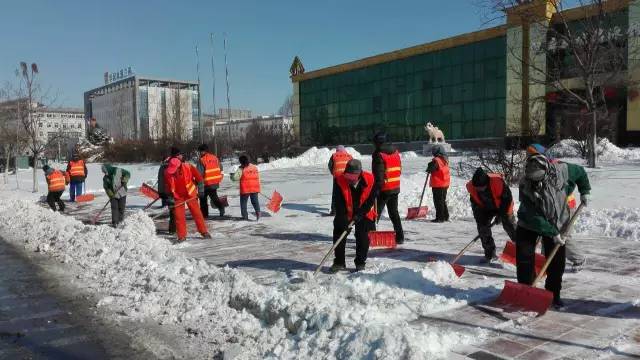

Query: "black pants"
left=110, top=197, right=126, bottom=226
left=160, top=194, right=176, bottom=233
left=333, top=218, right=376, bottom=266
left=516, top=226, right=566, bottom=299
left=377, top=192, right=404, bottom=241
left=432, top=187, right=449, bottom=221
left=330, top=179, right=339, bottom=213
left=472, top=207, right=517, bottom=257
left=47, top=191, right=65, bottom=212
left=200, top=187, right=224, bottom=217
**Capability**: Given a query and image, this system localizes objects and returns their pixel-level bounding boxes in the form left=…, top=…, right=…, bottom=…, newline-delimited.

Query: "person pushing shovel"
left=101, top=164, right=130, bottom=226
left=330, top=159, right=379, bottom=273
left=516, top=153, right=590, bottom=308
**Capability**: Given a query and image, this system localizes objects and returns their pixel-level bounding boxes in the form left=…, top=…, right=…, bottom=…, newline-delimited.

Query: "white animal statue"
left=425, top=122, right=445, bottom=143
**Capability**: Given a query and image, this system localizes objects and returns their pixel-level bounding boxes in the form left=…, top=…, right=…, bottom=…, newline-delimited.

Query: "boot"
left=482, top=248, right=497, bottom=263
left=552, top=296, right=565, bottom=309
left=202, top=233, right=212, bottom=239
left=355, top=263, right=366, bottom=272
left=329, top=263, right=346, bottom=273
left=219, top=207, right=225, bottom=217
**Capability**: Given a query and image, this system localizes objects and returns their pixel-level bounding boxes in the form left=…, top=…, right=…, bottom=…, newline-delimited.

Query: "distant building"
left=215, top=115, right=292, bottom=141
left=84, top=75, right=201, bottom=141
left=35, top=107, right=85, bottom=144
left=216, top=108, right=252, bottom=121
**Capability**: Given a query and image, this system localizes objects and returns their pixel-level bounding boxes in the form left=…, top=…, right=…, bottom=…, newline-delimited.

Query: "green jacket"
left=517, top=162, right=589, bottom=237
left=103, top=164, right=131, bottom=199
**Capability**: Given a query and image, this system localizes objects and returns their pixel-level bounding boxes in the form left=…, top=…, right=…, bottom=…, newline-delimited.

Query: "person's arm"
left=328, top=157, right=334, bottom=174
left=518, top=187, right=560, bottom=236
left=66, top=162, right=71, bottom=173
left=567, top=163, right=591, bottom=195
left=196, top=158, right=205, bottom=176
left=499, top=181, right=514, bottom=214
left=84, top=163, right=88, bottom=178
left=231, top=167, right=242, bottom=182
left=357, top=181, right=381, bottom=219
left=426, top=159, right=438, bottom=173
left=372, top=153, right=385, bottom=187
left=103, top=176, right=114, bottom=198
left=191, top=164, right=203, bottom=183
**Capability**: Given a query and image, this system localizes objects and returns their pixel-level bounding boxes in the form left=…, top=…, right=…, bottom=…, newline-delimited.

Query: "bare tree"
left=278, top=94, right=294, bottom=117
left=479, top=0, right=635, bottom=167
left=0, top=83, right=22, bottom=184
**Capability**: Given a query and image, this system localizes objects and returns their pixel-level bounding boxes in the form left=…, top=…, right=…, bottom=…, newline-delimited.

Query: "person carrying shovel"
left=371, top=132, right=404, bottom=245
left=101, top=164, right=130, bottom=226
left=516, top=153, right=590, bottom=308
left=467, top=167, right=516, bottom=262
left=330, top=159, right=379, bottom=273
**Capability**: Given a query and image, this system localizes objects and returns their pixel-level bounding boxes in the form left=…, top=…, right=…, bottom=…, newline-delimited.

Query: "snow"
left=549, top=138, right=640, bottom=163
left=257, top=146, right=362, bottom=172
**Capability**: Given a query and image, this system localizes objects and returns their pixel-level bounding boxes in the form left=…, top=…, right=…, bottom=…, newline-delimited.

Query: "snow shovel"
left=90, top=185, right=124, bottom=225
left=368, top=203, right=396, bottom=249
left=406, top=174, right=429, bottom=220
left=140, top=183, right=160, bottom=200
left=449, top=218, right=500, bottom=277
left=150, top=197, right=197, bottom=220
left=499, top=240, right=547, bottom=275
left=314, top=221, right=355, bottom=276
left=217, top=195, right=229, bottom=208
left=494, top=204, right=585, bottom=316
left=261, top=191, right=283, bottom=213
left=75, top=193, right=95, bottom=202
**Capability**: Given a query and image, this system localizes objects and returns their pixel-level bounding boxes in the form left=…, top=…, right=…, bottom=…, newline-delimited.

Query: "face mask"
left=343, top=172, right=361, bottom=184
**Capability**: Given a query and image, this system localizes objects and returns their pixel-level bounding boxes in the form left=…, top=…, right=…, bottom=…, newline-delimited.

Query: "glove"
left=353, top=209, right=366, bottom=223
left=105, top=189, right=115, bottom=199
left=166, top=196, right=175, bottom=207
left=580, top=194, right=590, bottom=207
left=553, top=234, right=565, bottom=246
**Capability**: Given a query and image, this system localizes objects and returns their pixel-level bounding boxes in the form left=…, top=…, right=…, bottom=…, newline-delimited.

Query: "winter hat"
left=344, top=159, right=362, bottom=174
left=525, top=154, right=549, bottom=181
left=336, top=145, right=346, bottom=152
left=373, top=132, right=387, bottom=145
left=239, top=155, right=250, bottom=166
left=72, top=153, right=80, bottom=160
left=472, top=167, right=490, bottom=187
left=170, top=146, right=181, bottom=157
left=197, top=144, right=209, bottom=152
left=166, top=157, right=181, bottom=175
left=432, top=145, right=444, bottom=156
left=42, top=165, right=50, bottom=172
left=527, top=143, right=547, bottom=156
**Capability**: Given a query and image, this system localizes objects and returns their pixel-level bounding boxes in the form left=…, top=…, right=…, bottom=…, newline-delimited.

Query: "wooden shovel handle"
left=416, top=174, right=430, bottom=209
left=451, top=217, right=499, bottom=265
left=314, top=221, right=355, bottom=276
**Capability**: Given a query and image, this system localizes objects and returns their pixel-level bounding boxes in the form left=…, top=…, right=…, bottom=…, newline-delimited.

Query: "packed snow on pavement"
left=1, top=144, right=639, bottom=358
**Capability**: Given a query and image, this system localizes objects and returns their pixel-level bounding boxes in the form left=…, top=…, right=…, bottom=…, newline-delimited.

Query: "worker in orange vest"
left=327, top=145, right=353, bottom=216
left=231, top=155, right=261, bottom=221
left=467, top=168, right=516, bottom=262
left=43, top=164, right=69, bottom=212
left=163, top=149, right=211, bottom=242
left=197, top=144, right=225, bottom=218
left=426, top=145, right=450, bottom=222
left=331, top=159, right=379, bottom=272
left=371, top=132, right=404, bottom=244
left=66, top=153, right=87, bottom=202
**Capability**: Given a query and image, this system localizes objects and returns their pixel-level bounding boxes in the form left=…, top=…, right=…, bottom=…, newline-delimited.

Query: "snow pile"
left=548, top=138, right=640, bottom=163
left=401, top=151, right=419, bottom=159
left=574, top=207, right=640, bottom=241
left=0, top=198, right=485, bottom=358
left=547, top=139, right=583, bottom=158
left=258, top=147, right=362, bottom=171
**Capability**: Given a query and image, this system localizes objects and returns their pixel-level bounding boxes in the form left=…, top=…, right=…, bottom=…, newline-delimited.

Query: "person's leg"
left=376, top=193, right=387, bottom=221
left=110, top=198, right=119, bottom=225
left=543, top=237, right=566, bottom=301
left=69, top=181, right=77, bottom=202
left=79, top=181, right=84, bottom=195
left=174, top=203, right=187, bottom=240
left=199, top=192, right=209, bottom=218
left=332, top=222, right=348, bottom=267
left=432, top=188, right=443, bottom=221
left=250, top=193, right=260, bottom=218
left=168, top=202, right=176, bottom=233
left=515, top=226, right=538, bottom=285
left=354, top=218, right=375, bottom=268
left=55, top=191, right=65, bottom=212
left=564, top=236, right=585, bottom=265
left=386, top=193, right=404, bottom=243
left=330, top=179, right=338, bottom=215
left=473, top=207, right=495, bottom=259
left=47, top=192, right=57, bottom=211
left=240, top=195, right=249, bottom=219
left=187, top=198, right=209, bottom=235
left=443, top=187, right=449, bottom=221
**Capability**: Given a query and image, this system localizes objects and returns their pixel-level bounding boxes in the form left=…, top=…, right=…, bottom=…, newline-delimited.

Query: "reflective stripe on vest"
left=466, top=173, right=514, bottom=214
left=200, top=153, right=223, bottom=186
left=380, top=151, right=401, bottom=192
left=47, top=170, right=66, bottom=192
left=332, top=151, right=353, bottom=177
left=430, top=156, right=451, bottom=188
left=336, top=171, right=377, bottom=222
left=68, top=160, right=85, bottom=177
left=239, top=165, right=261, bottom=195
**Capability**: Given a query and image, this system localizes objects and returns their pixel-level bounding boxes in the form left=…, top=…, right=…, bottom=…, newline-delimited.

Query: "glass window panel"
left=473, top=101, right=484, bottom=121
left=442, top=86, right=453, bottom=104
left=463, top=65, right=474, bottom=82
left=452, top=122, right=462, bottom=139
left=432, top=88, right=442, bottom=106
left=485, top=80, right=497, bottom=99
left=473, top=82, right=485, bottom=99
left=474, top=63, right=484, bottom=81
left=484, top=99, right=496, bottom=119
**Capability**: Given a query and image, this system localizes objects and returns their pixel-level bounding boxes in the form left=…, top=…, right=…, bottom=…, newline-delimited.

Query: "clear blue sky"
left=0, top=0, right=504, bottom=115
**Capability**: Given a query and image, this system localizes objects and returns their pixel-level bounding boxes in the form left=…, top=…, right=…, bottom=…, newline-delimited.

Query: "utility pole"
left=210, top=32, right=218, bottom=154
left=223, top=33, right=232, bottom=141
left=195, top=45, right=203, bottom=143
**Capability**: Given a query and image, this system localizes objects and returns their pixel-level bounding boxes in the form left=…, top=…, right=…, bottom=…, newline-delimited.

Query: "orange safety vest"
left=68, top=159, right=85, bottom=177
left=430, top=156, right=451, bottom=188
left=336, top=171, right=377, bottom=222
left=466, top=173, right=514, bottom=214
left=166, top=162, right=198, bottom=200
left=380, top=151, right=401, bottom=192
left=331, top=151, right=353, bottom=177
left=47, top=170, right=66, bottom=192
left=239, top=164, right=261, bottom=195
left=200, top=153, right=223, bottom=186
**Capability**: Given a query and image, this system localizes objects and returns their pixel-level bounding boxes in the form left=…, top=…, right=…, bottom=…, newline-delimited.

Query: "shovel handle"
left=91, top=198, right=112, bottom=225
left=532, top=203, right=585, bottom=286
left=416, top=174, right=430, bottom=209
left=143, top=197, right=160, bottom=211
left=451, top=218, right=500, bottom=265
left=314, top=221, right=355, bottom=276
left=150, top=197, right=197, bottom=220
left=259, top=192, right=272, bottom=201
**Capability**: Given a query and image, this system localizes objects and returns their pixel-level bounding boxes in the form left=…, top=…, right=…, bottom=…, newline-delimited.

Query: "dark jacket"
left=372, top=144, right=399, bottom=195
left=333, top=174, right=380, bottom=228
left=157, top=158, right=170, bottom=198
left=103, top=164, right=130, bottom=199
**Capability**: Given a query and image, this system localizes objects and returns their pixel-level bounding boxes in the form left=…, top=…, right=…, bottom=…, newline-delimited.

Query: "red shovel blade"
left=75, top=194, right=95, bottom=202
left=219, top=195, right=229, bottom=208
left=140, top=183, right=160, bottom=200
left=499, top=240, right=547, bottom=275
left=267, top=191, right=283, bottom=213
left=406, top=206, right=428, bottom=220
left=494, top=280, right=554, bottom=316
left=368, top=231, right=397, bottom=249
left=451, top=263, right=466, bottom=277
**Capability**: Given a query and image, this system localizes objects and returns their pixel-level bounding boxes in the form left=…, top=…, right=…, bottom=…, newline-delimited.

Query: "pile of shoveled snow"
left=401, top=151, right=420, bottom=159
left=258, top=147, right=362, bottom=171
left=574, top=207, right=640, bottom=241
left=0, top=197, right=486, bottom=358
left=548, top=138, right=640, bottom=163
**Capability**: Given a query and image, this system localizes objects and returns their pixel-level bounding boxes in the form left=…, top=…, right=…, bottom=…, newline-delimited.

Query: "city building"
left=216, top=108, right=252, bottom=121
left=291, top=0, right=640, bottom=147
left=215, top=115, right=293, bottom=141
left=84, top=73, right=201, bottom=141
left=35, top=107, right=85, bottom=144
